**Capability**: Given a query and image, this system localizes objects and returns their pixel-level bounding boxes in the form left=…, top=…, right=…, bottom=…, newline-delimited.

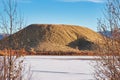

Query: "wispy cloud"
left=57, top=0, right=104, bottom=3
left=17, top=0, right=32, bottom=3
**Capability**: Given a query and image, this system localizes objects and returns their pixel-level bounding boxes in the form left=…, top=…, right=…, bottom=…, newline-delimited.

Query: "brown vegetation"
left=0, top=24, right=103, bottom=55
left=94, top=0, right=120, bottom=80
left=0, top=0, right=31, bottom=80
left=0, top=49, right=97, bottom=56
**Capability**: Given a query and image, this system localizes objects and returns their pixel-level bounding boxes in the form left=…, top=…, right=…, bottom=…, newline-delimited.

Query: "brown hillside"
left=0, top=24, right=103, bottom=53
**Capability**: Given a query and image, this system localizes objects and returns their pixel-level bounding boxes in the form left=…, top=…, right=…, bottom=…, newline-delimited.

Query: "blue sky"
left=1, top=0, right=105, bottom=31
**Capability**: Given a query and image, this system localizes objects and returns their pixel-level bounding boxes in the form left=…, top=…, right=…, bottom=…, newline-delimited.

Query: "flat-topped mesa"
left=0, top=24, right=103, bottom=53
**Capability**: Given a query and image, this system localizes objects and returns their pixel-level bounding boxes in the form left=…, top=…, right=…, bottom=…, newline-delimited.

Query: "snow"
left=24, top=56, right=96, bottom=80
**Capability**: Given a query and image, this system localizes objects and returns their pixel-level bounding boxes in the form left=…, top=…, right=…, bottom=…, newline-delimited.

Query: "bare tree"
left=0, top=0, right=31, bottom=80
left=94, top=0, right=120, bottom=80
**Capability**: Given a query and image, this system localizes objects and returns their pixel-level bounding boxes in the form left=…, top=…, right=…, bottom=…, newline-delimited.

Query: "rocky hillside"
left=0, top=24, right=103, bottom=53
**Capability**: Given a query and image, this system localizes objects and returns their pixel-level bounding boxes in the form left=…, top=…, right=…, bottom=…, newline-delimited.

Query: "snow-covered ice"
left=24, top=56, right=96, bottom=80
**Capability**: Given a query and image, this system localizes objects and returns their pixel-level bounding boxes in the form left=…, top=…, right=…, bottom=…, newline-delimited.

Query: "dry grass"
left=0, top=24, right=103, bottom=54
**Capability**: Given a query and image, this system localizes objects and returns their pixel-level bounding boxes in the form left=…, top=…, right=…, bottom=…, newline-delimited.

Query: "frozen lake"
left=24, top=56, right=96, bottom=80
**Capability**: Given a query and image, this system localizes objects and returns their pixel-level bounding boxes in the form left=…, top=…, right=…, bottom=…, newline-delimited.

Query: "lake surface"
left=24, top=56, right=96, bottom=80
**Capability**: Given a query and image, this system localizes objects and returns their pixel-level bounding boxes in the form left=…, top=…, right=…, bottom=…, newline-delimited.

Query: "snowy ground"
left=24, top=56, right=96, bottom=80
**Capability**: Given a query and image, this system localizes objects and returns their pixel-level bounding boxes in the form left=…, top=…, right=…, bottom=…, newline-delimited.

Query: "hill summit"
left=0, top=24, right=102, bottom=53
